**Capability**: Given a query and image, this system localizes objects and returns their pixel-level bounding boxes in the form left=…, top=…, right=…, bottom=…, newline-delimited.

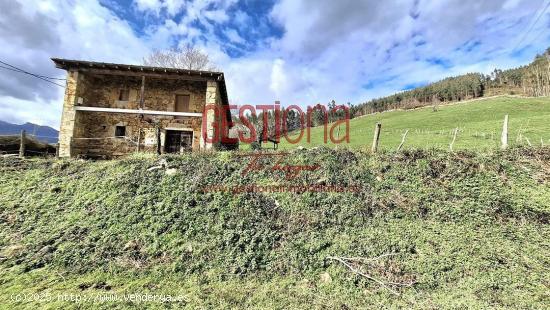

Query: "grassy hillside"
left=279, top=96, right=550, bottom=151
left=0, top=148, right=549, bottom=309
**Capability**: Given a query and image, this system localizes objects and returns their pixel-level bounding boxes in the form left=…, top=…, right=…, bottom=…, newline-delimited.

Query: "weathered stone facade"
left=58, top=71, right=80, bottom=157
left=53, top=59, right=230, bottom=158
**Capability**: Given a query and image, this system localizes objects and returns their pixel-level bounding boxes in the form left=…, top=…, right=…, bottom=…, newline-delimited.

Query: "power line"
left=0, top=60, right=66, bottom=87
left=512, top=0, right=550, bottom=52
left=525, top=10, right=550, bottom=47
left=0, top=63, right=65, bottom=88
left=515, top=0, right=549, bottom=45
left=0, top=60, right=66, bottom=80
left=0, top=65, right=24, bottom=74
left=0, top=60, right=65, bottom=88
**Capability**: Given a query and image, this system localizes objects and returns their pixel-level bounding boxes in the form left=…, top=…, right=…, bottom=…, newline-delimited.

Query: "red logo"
left=201, top=103, right=350, bottom=145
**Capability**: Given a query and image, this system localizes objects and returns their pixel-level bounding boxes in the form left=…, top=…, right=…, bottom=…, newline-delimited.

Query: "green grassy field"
left=0, top=148, right=549, bottom=309
left=278, top=96, right=550, bottom=150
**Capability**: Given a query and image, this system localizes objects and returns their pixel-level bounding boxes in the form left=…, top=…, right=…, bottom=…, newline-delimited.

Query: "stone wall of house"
left=72, top=112, right=202, bottom=157
left=79, top=74, right=207, bottom=112
left=58, top=70, right=87, bottom=157
left=59, top=72, right=219, bottom=158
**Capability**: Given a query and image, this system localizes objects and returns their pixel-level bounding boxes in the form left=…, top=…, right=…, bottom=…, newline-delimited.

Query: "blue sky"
left=0, top=0, right=549, bottom=128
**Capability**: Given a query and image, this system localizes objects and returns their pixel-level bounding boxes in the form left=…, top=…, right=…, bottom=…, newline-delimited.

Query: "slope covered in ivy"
left=0, top=148, right=548, bottom=309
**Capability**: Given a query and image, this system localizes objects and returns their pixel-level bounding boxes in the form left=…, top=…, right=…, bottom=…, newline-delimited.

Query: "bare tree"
left=143, top=46, right=218, bottom=71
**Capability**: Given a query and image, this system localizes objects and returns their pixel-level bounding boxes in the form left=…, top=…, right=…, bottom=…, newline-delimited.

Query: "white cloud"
left=269, top=59, right=287, bottom=96
left=503, top=0, right=522, bottom=10
left=233, top=10, right=250, bottom=29
left=254, top=0, right=549, bottom=106
left=135, top=0, right=162, bottom=14
left=203, top=9, right=230, bottom=23
left=163, top=0, right=185, bottom=16
left=224, top=28, right=245, bottom=44
left=0, top=96, right=63, bottom=127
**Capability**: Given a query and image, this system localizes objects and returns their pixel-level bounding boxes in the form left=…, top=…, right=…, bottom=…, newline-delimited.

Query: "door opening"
left=165, top=130, right=193, bottom=153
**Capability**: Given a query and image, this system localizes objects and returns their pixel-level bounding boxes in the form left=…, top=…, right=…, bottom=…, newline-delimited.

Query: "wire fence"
left=279, top=114, right=549, bottom=152
left=0, top=132, right=57, bottom=157
left=361, top=116, right=549, bottom=151
left=0, top=133, right=58, bottom=139
left=1, top=133, right=140, bottom=158
left=2, top=114, right=548, bottom=158
left=72, top=136, right=138, bottom=146
left=28, top=134, right=59, bottom=139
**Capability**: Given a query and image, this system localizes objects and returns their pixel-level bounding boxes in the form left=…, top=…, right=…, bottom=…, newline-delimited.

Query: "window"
left=175, top=95, right=190, bottom=113
left=115, top=126, right=126, bottom=137
left=118, top=89, right=130, bottom=101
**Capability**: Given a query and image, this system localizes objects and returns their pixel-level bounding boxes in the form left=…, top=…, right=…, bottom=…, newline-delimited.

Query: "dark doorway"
left=165, top=130, right=193, bottom=153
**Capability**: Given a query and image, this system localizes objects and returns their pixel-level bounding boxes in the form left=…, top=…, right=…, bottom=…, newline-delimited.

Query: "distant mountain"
left=0, top=120, right=58, bottom=144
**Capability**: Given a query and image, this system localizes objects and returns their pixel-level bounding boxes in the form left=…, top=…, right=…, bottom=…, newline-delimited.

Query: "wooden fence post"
left=397, top=129, right=409, bottom=151
left=449, top=128, right=458, bottom=151
left=501, top=115, right=508, bottom=150
left=156, top=126, right=161, bottom=155
left=19, top=130, right=26, bottom=157
left=371, top=123, right=381, bottom=153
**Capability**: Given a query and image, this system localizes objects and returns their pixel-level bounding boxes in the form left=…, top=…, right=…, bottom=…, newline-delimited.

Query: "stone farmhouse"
left=52, top=58, right=232, bottom=158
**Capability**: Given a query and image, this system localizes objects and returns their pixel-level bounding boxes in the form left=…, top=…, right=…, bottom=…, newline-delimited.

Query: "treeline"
left=488, top=48, right=550, bottom=97
left=352, top=73, right=485, bottom=116
left=351, top=47, right=550, bottom=117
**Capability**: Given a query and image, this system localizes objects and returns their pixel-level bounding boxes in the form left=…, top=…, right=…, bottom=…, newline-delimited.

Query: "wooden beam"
left=78, top=68, right=217, bottom=81
left=139, top=76, right=145, bottom=109
left=74, top=106, right=202, bottom=117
